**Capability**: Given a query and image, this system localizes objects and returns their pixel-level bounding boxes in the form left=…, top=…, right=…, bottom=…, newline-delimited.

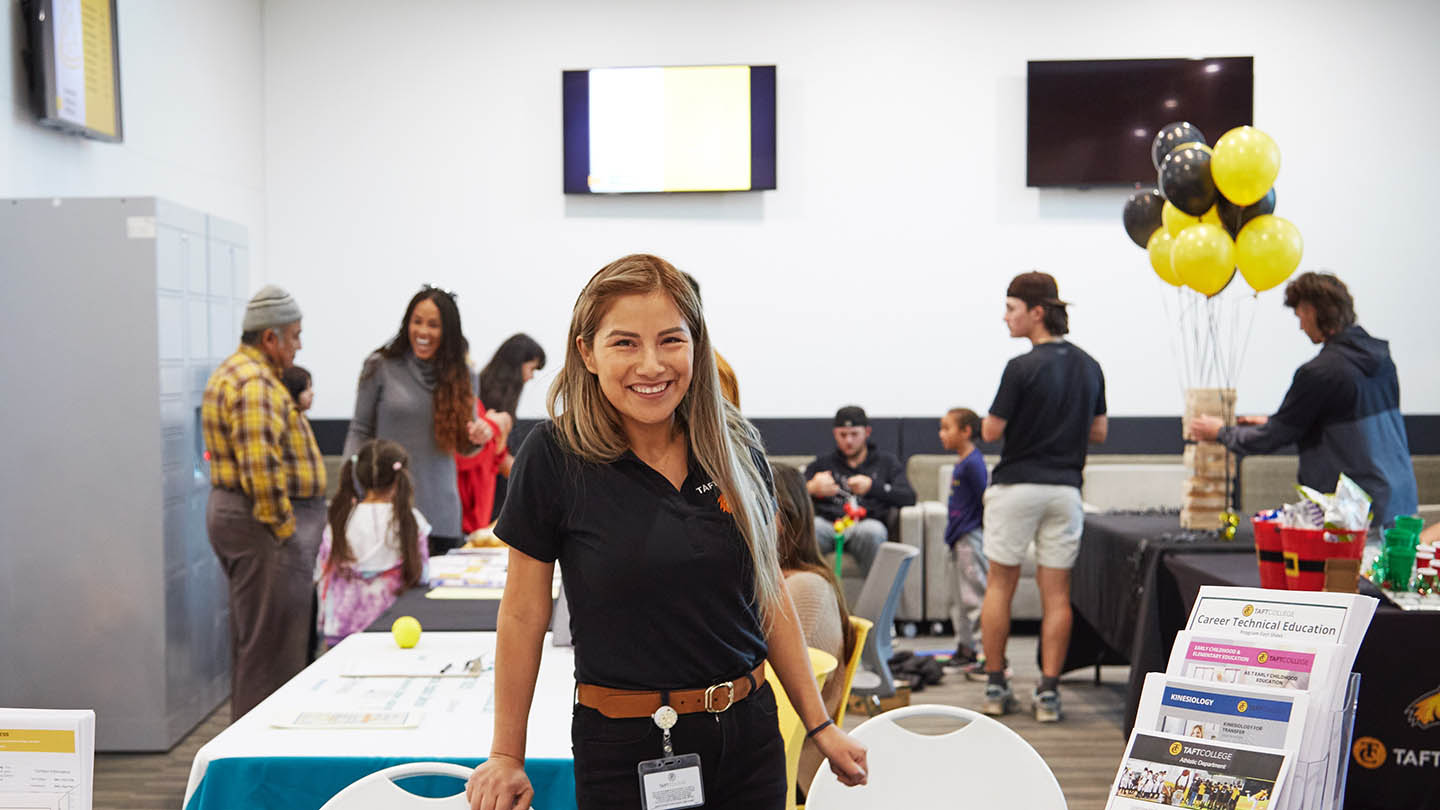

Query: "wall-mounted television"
left=563, top=65, right=776, bottom=194
left=1027, top=57, right=1252, bottom=187
left=20, top=0, right=124, bottom=142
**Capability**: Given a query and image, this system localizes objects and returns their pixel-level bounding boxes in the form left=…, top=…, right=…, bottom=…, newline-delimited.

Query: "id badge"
left=637, top=753, right=704, bottom=810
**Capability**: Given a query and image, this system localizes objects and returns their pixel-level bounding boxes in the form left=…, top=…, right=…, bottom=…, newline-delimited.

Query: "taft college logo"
left=1169, top=742, right=1184, bottom=756
left=1352, top=736, right=1387, bottom=770
left=1405, top=685, right=1440, bottom=730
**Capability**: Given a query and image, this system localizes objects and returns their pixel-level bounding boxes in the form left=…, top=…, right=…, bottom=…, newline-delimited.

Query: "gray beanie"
left=243, top=285, right=303, bottom=332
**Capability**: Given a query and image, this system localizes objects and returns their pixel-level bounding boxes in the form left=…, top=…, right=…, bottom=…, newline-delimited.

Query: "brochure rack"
left=1293, top=672, right=1360, bottom=810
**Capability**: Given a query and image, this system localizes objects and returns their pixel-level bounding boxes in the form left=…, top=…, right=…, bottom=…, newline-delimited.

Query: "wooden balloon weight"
left=1181, top=388, right=1236, bottom=530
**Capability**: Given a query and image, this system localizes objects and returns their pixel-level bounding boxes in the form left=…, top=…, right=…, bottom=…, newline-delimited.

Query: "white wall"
left=255, top=0, right=1436, bottom=421
left=3, top=0, right=266, bottom=276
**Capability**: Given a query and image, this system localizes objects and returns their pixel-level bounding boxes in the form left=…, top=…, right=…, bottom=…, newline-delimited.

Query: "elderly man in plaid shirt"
left=203, top=285, right=327, bottom=719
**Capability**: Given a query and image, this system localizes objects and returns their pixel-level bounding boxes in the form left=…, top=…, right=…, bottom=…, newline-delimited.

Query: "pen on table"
left=439, top=663, right=452, bottom=674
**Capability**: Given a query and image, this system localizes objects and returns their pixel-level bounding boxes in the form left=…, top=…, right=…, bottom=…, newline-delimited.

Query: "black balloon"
left=1216, top=188, right=1277, bottom=238
left=1159, top=146, right=1218, bottom=216
left=1122, top=188, right=1165, bottom=248
left=1151, top=121, right=1208, bottom=171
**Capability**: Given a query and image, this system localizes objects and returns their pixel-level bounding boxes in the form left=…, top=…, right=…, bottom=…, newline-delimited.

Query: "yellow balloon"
left=1236, top=215, right=1303, bottom=292
left=1162, top=201, right=1199, bottom=236
left=1172, top=223, right=1235, bottom=297
left=392, top=616, right=422, bottom=648
left=1212, top=126, right=1281, bottom=206
left=1200, top=205, right=1222, bottom=228
left=1147, top=229, right=1181, bottom=285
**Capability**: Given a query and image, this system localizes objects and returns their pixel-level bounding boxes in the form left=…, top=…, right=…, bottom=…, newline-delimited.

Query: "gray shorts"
left=982, top=483, right=1083, bottom=569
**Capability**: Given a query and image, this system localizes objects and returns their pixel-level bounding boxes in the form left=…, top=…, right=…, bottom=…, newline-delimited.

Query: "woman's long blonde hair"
left=547, top=254, right=783, bottom=622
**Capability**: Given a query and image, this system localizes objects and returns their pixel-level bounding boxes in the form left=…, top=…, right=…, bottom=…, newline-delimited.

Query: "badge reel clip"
left=636, top=702, right=703, bottom=810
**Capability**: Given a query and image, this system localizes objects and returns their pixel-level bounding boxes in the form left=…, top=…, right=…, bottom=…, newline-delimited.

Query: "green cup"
left=1394, top=515, right=1424, bottom=545
left=1385, top=527, right=1417, bottom=549
left=1385, top=546, right=1416, bottom=591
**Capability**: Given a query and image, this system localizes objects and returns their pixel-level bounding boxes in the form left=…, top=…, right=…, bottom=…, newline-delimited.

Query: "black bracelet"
left=805, top=719, right=833, bottom=739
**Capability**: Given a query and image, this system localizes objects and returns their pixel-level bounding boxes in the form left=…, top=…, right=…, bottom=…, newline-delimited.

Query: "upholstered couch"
left=1238, top=454, right=1440, bottom=526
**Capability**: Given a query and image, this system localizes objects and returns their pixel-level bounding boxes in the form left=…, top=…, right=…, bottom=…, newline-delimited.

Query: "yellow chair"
left=767, top=648, right=839, bottom=810
left=833, top=617, right=871, bottom=729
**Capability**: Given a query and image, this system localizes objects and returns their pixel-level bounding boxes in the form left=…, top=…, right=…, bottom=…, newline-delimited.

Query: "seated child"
left=315, top=438, right=430, bottom=646
left=939, top=407, right=988, bottom=668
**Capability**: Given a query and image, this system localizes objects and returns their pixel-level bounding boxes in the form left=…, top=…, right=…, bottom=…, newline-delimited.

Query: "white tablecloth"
left=184, top=632, right=575, bottom=807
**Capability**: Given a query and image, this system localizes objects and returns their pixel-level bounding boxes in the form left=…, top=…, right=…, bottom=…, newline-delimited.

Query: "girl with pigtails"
left=314, top=438, right=431, bottom=647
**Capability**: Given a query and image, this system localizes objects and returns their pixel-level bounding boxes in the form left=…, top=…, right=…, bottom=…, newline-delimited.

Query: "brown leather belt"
left=576, top=662, right=767, bottom=719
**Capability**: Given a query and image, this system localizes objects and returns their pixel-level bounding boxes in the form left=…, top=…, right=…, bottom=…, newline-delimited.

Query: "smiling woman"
left=344, top=286, right=491, bottom=554
left=464, top=254, right=870, bottom=810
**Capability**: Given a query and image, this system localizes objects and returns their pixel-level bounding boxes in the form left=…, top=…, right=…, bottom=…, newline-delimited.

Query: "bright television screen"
left=22, top=0, right=124, bottom=142
left=563, top=65, right=776, bottom=194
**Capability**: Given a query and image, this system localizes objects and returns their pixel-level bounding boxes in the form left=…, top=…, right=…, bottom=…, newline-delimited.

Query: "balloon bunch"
left=1123, top=122, right=1303, bottom=297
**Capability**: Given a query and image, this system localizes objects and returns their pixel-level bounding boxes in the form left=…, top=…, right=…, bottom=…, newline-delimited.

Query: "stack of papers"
left=1106, top=586, right=1376, bottom=810
left=0, top=708, right=94, bottom=810
left=426, top=548, right=562, bottom=600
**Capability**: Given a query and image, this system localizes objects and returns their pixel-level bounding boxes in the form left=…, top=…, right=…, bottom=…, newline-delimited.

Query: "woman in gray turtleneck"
left=343, top=287, right=494, bottom=555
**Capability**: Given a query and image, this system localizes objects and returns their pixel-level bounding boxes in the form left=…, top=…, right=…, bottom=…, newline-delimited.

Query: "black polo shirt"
left=989, top=340, right=1106, bottom=489
left=494, top=421, right=770, bottom=691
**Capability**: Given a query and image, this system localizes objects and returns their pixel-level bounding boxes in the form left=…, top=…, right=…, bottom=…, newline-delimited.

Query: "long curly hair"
left=371, top=287, right=474, bottom=453
left=478, top=333, right=546, bottom=416
left=546, top=254, right=783, bottom=623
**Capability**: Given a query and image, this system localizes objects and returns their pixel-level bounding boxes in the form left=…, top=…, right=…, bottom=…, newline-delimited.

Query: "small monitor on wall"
left=563, top=65, right=776, bottom=194
left=1026, top=57, right=1253, bottom=187
left=21, top=0, right=124, bottom=142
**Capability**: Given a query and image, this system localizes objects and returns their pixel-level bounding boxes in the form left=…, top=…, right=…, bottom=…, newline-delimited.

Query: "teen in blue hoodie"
left=1191, top=272, right=1418, bottom=527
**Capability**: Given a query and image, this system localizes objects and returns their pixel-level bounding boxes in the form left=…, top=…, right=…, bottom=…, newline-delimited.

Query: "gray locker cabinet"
left=0, top=197, right=249, bottom=751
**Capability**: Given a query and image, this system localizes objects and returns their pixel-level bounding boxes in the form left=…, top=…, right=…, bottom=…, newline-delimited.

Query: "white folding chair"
left=318, top=762, right=474, bottom=809
left=804, top=704, right=1066, bottom=809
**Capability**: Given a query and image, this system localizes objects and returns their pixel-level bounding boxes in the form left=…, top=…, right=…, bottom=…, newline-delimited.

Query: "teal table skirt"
left=185, top=756, right=575, bottom=810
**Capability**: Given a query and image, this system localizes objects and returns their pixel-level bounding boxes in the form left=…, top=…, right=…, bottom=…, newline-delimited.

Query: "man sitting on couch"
left=805, top=405, right=916, bottom=577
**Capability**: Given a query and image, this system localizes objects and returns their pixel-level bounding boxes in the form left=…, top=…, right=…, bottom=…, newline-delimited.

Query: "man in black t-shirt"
left=978, top=272, right=1106, bottom=724
left=805, top=406, right=916, bottom=576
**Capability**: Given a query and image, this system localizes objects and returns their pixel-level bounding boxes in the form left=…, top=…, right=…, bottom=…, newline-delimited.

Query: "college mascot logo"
left=1256, top=651, right=1269, bottom=664
left=1352, top=736, right=1387, bottom=770
left=1404, top=685, right=1440, bottom=730
left=1170, top=742, right=1184, bottom=756
left=1242, top=604, right=1255, bottom=617
left=1236, top=701, right=1248, bottom=714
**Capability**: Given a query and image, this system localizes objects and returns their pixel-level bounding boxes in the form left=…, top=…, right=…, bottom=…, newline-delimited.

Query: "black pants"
left=572, top=682, right=787, bottom=810
left=428, top=534, right=463, bottom=557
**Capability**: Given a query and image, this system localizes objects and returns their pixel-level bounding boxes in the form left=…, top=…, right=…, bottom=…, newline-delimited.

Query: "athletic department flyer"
left=1107, top=732, right=1289, bottom=810
left=1135, top=673, right=1308, bottom=750
left=1167, top=633, right=1332, bottom=692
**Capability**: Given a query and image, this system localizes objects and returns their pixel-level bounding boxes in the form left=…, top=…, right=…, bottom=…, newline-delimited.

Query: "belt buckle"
left=704, top=680, right=735, bottom=713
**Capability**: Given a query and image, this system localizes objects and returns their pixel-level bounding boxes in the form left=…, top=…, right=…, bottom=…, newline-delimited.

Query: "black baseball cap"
left=834, top=406, right=869, bottom=428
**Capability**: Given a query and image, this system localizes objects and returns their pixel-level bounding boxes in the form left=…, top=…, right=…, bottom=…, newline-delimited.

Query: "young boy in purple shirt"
left=940, top=407, right=988, bottom=666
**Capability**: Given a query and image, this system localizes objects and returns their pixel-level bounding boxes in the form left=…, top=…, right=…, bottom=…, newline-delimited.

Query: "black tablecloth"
left=1165, top=552, right=1439, bottom=810
left=1061, top=513, right=1255, bottom=733
left=365, top=587, right=504, bottom=632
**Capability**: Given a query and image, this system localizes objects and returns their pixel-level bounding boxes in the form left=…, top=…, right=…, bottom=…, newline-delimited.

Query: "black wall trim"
left=310, top=414, right=1440, bottom=459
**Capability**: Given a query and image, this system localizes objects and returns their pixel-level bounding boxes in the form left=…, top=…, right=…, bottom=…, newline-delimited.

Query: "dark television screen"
left=563, top=65, right=776, bottom=193
left=1027, top=57, right=1252, bottom=187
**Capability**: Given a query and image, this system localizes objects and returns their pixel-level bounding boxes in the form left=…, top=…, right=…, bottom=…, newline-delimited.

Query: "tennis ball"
left=391, top=616, right=422, bottom=648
